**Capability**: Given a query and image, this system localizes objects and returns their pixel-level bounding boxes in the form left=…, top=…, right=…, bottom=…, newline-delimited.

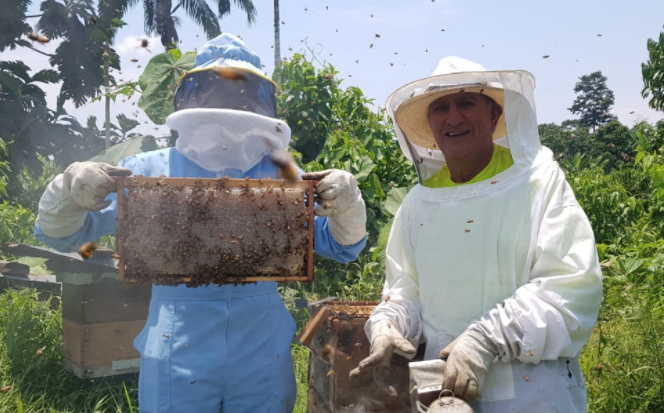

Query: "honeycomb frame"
left=116, top=176, right=316, bottom=286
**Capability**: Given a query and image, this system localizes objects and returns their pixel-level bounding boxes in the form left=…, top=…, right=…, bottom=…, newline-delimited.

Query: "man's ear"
left=490, top=102, right=503, bottom=130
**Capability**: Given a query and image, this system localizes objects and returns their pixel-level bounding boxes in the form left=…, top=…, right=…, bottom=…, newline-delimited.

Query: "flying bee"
left=79, top=242, right=98, bottom=259
left=130, top=58, right=138, bottom=63
left=27, top=32, right=50, bottom=44
left=270, top=151, right=299, bottom=183
left=111, top=253, right=120, bottom=260
left=321, top=344, right=335, bottom=361
left=1, top=386, right=10, bottom=393
left=210, top=66, right=248, bottom=81
left=36, top=346, right=46, bottom=356
left=89, top=16, right=97, bottom=24
left=137, top=38, right=151, bottom=52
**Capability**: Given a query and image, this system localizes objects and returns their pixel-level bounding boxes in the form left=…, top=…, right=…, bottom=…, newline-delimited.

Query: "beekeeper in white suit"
left=350, top=57, right=603, bottom=412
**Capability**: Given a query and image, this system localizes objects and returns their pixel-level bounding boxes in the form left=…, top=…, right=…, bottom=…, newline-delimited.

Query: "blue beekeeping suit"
left=35, top=34, right=367, bottom=413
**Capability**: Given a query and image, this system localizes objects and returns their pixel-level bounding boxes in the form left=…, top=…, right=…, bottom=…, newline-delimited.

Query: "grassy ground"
left=1, top=275, right=663, bottom=413
left=581, top=270, right=664, bottom=412
left=0, top=289, right=138, bottom=413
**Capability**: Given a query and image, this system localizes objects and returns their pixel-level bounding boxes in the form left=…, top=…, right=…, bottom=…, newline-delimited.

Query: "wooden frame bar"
left=116, top=176, right=317, bottom=284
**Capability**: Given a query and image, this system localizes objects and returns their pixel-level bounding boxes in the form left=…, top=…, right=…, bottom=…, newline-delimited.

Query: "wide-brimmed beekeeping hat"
left=173, top=33, right=278, bottom=118
left=393, top=56, right=507, bottom=150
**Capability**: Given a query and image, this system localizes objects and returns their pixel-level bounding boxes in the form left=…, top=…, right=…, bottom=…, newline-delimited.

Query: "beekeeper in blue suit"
left=34, top=34, right=367, bottom=413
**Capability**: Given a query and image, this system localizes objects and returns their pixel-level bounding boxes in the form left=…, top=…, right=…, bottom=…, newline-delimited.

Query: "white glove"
left=349, top=319, right=417, bottom=396
left=37, top=162, right=132, bottom=238
left=439, top=325, right=498, bottom=401
left=300, top=169, right=367, bottom=245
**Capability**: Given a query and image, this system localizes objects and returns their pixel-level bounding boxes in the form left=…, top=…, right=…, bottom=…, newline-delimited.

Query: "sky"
left=7, top=0, right=664, bottom=137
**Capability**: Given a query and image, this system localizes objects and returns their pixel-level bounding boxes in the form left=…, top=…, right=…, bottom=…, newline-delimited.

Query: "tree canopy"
left=642, top=26, right=664, bottom=112
left=568, top=71, right=616, bottom=132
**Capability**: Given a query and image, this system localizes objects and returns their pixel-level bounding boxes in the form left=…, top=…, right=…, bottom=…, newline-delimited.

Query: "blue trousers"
left=133, top=282, right=297, bottom=413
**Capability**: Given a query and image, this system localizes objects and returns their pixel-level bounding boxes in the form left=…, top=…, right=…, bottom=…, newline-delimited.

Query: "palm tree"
left=144, top=0, right=258, bottom=47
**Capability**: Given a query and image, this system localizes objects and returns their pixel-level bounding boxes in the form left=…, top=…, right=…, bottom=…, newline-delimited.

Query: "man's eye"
left=432, top=104, right=449, bottom=112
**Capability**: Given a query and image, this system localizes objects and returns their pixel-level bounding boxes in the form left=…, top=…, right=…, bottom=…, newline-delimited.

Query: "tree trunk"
left=103, top=43, right=111, bottom=150
left=156, top=0, right=179, bottom=48
left=274, top=0, right=281, bottom=73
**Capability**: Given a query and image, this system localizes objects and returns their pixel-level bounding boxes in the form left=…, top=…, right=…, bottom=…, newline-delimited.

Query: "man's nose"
left=445, top=105, right=464, bottom=126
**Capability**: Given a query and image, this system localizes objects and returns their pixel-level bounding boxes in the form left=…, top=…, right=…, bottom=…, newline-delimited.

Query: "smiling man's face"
left=427, top=92, right=502, bottom=161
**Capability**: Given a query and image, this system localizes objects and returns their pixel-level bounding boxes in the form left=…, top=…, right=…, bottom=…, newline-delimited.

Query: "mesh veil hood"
left=386, top=70, right=544, bottom=183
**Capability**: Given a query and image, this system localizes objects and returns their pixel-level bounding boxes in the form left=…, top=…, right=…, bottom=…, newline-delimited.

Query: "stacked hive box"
left=300, top=301, right=419, bottom=413
left=60, top=271, right=151, bottom=378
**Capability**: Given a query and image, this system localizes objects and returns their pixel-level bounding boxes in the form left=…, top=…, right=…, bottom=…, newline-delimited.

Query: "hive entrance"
left=116, top=176, right=315, bottom=286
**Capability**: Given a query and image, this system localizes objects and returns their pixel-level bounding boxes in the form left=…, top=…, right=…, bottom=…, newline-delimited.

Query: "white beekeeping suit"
left=364, top=59, right=603, bottom=412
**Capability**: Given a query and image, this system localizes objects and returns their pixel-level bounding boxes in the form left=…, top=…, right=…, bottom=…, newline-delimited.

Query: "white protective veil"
left=368, top=61, right=603, bottom=412
left=168, top=109, right=291, bottom=174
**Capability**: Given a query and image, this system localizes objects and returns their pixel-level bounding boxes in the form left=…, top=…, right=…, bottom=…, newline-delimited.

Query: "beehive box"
left=60, top=272, right=151, bottom=378
left=117, top=176, right=316, bottom=286
left=300, top=302, right=417, bottom=413
left=1, top=243, right=150, bottom=379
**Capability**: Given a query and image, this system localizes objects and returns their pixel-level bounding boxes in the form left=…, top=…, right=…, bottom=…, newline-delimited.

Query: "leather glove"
left=37, top=162, right=131, bottom=238
left=439, top=325, right=498, bottom=401
left=300, top=169, right=367, bottom=245
left=349, top=319, right=417, bottom=396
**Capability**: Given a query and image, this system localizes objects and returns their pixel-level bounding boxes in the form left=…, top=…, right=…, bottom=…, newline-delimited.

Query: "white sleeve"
left=476, top=174, right=603, bottom=364
left=366, top=192, right=423, bottom=349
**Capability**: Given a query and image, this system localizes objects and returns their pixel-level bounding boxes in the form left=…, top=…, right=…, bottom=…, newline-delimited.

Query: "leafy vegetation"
left=642, top=25, right=664, bottom=112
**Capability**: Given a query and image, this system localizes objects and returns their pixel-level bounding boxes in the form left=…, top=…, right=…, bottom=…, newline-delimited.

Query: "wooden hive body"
left=300, top=302, right=417, bottom=413
left=60, top=272, right=151, bottom=378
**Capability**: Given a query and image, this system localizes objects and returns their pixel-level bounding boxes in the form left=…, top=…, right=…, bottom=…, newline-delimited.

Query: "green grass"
left=580, top=272, right=664, bottom=413
left=0, top=289, right=138, bottom=413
